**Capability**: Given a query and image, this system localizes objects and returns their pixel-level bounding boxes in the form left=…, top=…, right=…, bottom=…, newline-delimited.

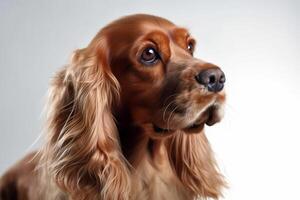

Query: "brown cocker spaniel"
left=0, top=14, right=226, bottom=200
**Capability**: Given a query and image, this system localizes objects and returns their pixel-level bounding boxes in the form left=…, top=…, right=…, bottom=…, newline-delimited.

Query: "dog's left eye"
left=187, top=42, right=194, bottom=55
left=141, top=47, right=159, bottom=65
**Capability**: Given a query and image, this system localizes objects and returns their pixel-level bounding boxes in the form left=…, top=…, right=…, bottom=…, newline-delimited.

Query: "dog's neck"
left=117, top=120, right=163, bottom=167
left=117, top=121, right=193, bottom=200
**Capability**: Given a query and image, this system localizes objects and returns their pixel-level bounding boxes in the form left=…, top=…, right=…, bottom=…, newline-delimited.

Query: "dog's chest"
left=130, top=156, right=192, bottom=200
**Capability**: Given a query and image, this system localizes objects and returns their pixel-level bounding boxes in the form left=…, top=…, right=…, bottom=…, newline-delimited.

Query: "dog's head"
left=98, top=14, right=226, bottom=138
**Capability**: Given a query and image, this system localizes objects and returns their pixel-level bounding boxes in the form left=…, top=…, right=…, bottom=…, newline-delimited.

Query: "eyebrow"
left=171, top=28, right=191, bottom=39
left=142, top=30, right=170, bottom=46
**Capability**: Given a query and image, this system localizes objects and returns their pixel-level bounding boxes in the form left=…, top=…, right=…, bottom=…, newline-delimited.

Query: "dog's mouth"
left=153, top=119, right=205, bottom=134
left=153, top=105, right=221, bottom=134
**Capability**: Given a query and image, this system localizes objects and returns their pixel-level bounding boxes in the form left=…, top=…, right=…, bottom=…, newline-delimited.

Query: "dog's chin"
left=152, top=105, right=223, bottom=135
left=183, top=105, right=222, bottom=133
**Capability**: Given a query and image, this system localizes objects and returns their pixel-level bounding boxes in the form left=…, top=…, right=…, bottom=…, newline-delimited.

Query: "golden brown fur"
left=0, top=14, right=226, bottom=200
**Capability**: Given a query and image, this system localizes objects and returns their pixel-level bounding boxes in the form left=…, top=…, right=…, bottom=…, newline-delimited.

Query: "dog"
left=0, top=14, right=226, bottom=200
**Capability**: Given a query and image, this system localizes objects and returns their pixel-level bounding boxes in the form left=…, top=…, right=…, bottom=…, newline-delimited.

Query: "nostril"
left=219, top=74, right=226, bottom=84
left=208, top=75, right=216, bottom=84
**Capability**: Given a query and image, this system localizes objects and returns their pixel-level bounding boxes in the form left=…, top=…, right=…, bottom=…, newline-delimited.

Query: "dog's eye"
left=141, top=47, right=159, bottom=65
left=187, top=42, right=194, bottom=55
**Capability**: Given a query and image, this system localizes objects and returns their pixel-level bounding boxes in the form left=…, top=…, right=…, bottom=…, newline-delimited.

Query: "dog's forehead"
left=141, top=23, right=189, bottom=38
left=116, top=14, right=175, bottom=27
left=105, top=14, right=190, bottom=39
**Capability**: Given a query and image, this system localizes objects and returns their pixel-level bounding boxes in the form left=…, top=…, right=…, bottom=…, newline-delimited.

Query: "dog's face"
left=103, top=15, right=226, bottom=138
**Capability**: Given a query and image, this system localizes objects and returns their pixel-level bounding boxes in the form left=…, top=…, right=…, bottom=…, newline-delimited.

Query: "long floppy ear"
left=40, top=41, right=131, bottom=199
left=167, top=131, right=226, bottom=199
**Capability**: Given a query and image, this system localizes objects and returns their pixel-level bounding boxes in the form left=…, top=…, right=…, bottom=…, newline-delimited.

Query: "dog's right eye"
left=140, top=47, right=159, bottom=65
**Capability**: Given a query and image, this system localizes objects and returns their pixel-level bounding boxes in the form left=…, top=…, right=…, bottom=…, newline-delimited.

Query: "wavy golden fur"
left=0, top=14, right=226, bottom=200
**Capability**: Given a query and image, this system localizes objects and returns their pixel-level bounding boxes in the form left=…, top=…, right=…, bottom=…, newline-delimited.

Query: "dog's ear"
left=167, top=131, right=226, bottom=199
left=40, top=38, right=131, bottom=199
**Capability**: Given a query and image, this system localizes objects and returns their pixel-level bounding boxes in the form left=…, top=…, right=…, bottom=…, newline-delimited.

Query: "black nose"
left=195, top=67, right=226, bottom=92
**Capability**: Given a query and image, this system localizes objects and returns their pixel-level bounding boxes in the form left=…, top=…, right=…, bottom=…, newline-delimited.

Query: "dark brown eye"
left=187, top=42, right=194, bottom=54
left=141, top=47, right=159, bottom=65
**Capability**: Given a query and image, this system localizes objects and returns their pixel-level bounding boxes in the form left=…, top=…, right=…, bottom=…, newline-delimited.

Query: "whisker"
left=162, top=99, right=177, bottom=121
left=167, top=104, right=180, bottom=130
left=162, top=94, right=178, bottom=107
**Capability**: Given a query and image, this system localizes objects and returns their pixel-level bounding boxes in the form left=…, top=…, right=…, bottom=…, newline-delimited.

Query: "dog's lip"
left=204, top=105, right=221, bottom=126
left=153, top=121, right=205, bottom=134
left=152, top=116, right=206, bottom=134
left=182, top=122, right=205, bottom=133
left=153, top=105, right=220, bottom=134
left=153, top=124, right=170, bottom=133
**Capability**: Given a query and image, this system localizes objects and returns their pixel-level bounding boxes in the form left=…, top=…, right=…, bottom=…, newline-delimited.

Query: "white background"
left=1, top=0, right=299, bottom=199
